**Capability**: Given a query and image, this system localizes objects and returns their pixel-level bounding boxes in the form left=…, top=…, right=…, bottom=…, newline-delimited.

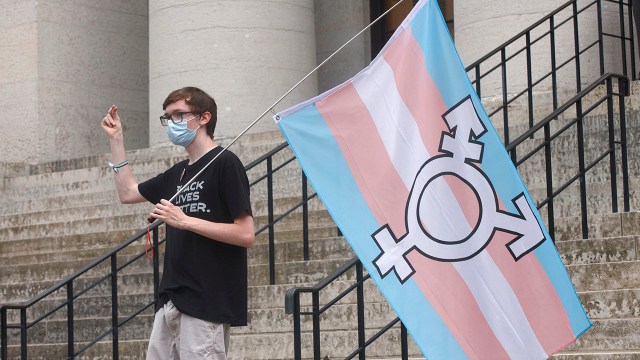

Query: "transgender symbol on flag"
left=372, top=96, right=547, bottom=284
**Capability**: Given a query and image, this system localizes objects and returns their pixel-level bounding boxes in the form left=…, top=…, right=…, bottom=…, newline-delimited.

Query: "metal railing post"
left=356, top=262, right=366, bottom=360
left=401, top=322, right=409, bottom=360
left=618, top=77, right=630, bottom=211
left=111, top=255, right=119, bottom=359
left=619, top=0, right=629, bottom=78
left=625, top=0, right=638, bottom=80
left=501, top=48, right=510, bottom=145
left=573, top=0, right=583, bottom=93
left=544, top=122, right=556, bottom=240
left=574, top=0, right=589, bottom=238
left=550, top=13, right=559, bottom=116
left=291, top=292, right=302, bottom=360
left=312, top=291, right=321, bottom=359
left=1, top=308, right=7, bottom=360
left=20, top=309, right=26, bottom=360
left=526, top=31, right=535, bottom=134
left=302, top=172, right=309, bottom=261
left=597, top=0, right=606, bottom=76
left=607, top=78, right=620, bottom=212
left=547, top=15, right=558, bottom=239
left=474, top=65, right=481, bottom=98
left=67, top=282, right=75, bottom=358
left=153, top=226, right=160, bottom=301
left=267, top=157, right=276, bottom=285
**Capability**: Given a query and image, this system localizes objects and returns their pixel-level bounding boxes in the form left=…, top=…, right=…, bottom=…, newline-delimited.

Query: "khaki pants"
left=146, top=300, right=230, bottom=360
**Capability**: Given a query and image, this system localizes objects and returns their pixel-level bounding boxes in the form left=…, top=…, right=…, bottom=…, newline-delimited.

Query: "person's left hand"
left=150, top=199, right=189, bottom=229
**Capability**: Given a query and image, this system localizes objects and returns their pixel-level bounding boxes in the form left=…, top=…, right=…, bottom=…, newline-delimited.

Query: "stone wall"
left=0, top=0, right=149, bottom=164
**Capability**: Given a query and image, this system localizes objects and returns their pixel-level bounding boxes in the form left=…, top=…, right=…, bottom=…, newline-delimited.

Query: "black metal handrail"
left=0, top=223, right=163, bottom=359
left=465, top=0, right=636, bottom=147
left=245, top=141, right=321, bottom=284
left=285, top=257, right=409, bottom=360
left=507, top=72, right=630, bottom=239
left=0, top=139, right=322, bottom=358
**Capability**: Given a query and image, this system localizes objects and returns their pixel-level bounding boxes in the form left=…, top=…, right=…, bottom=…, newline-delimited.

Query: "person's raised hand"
left=101, top=105, right=123, bottom=139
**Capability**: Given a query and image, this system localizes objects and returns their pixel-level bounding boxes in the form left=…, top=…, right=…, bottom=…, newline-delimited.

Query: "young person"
left=101, top=87, right=254, bottom=360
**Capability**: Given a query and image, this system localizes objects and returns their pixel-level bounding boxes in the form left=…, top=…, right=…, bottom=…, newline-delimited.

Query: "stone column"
left=0, top=0, right=149, bottom=164
left=314, top=0, right=371, bottom=93
left=149, top=0, right=318, bottom=146
left=455, top=0, right=617, bottom=98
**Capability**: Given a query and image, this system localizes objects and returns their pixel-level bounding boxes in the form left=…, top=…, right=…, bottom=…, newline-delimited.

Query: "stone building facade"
left=0, top=0, right=627, bottom=165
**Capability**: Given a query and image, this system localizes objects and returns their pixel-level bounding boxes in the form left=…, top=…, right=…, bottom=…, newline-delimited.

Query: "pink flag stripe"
left=317, top=84, right=511, bottom=357
left=487, top=230, right=575, bottom=353
left=407, top=251, right=512, bottom=358
left=316, top=84, right=408, bottom=234
left=382, top=26, right=449, bottom=157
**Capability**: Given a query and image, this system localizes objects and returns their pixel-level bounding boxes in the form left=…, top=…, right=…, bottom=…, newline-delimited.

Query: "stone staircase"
left=0, top=130, right=349, bottom=359
left=1, top=91, right=639, bottom=359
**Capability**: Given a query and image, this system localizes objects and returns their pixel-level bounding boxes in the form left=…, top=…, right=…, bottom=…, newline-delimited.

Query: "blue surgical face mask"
left=167, top=118, right=200, bottom=147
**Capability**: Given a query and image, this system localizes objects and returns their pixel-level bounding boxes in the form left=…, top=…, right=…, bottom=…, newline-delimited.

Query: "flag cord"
left=147, top=0, right=408, bottom=227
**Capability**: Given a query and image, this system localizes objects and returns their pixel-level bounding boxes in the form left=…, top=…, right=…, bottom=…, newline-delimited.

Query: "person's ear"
left=199, top=112, right=211, bottom=125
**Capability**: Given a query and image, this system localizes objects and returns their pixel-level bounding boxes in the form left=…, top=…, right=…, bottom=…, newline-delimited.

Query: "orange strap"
left=145, top=225, right=154, bottom=260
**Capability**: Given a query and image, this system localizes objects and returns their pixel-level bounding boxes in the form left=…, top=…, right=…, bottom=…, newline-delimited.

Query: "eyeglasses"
left=159, top=112, right=200, bottom=126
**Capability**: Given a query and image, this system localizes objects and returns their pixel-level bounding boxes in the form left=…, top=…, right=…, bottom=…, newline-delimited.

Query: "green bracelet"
left=108, top=160, right=129, bottom=173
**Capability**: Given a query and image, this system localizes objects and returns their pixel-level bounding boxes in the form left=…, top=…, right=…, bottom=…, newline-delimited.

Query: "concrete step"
left=0, top=270, right=155, bottom=304
left=249, top=258, right=350, bottom=287
left=553, top=351, right=640, bottom=359
left=0, top=228, right=156, bottom=259
left=0, top=150, right=299, bottom=199
left=0, top=246, right=350, bottom=288
left=251, top=192, right=325, bottom=219
left=551, top=211, right=640, bottom=241
left=0, top=252, right=156, bottom=286
left=4, top=278, right=638, bottom=359
left=557, top=235, right=639, bottom=266
left=509, top=122, right=640, bottom=161
left=250, top=236, right=351, bottom=266
left=231, top=326, right=421, bottom=360
left=0, top=242, right=148, bottom=267
left=518, top=156, right=640, bottom=190
left=0, top=194, right=328, bottom=233
left=530, top=180, right=640, bottom=219
left=0, top=190, right=117, bottom=217
left=0, top=164, right=307, bottom=218
left=561, top=319, right=640, bottom=355
left=491, top=101, right=640, bottom=144
left=567, top=260, right=640, bottom=293
left=253, top=205, right=334, bottom=232
left=3, top=312, right=154, bottom=346
left=2, top=340, right=148, bottom=360
left=1, top=130, right=285, bottom=180
left=0, top=202, right=149, bottom=229
left=0, top=213, right=151, bottom=242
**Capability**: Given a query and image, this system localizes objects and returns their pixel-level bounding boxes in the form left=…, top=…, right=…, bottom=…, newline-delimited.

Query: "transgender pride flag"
left=275, top=0, right=591, bottom=358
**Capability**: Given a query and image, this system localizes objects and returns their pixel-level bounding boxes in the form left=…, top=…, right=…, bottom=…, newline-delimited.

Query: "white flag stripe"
left=455, top=254, right=548, bottom=359
left=352, top=58, right=428, bottom=189
left=352, top=59, right=473, bottom=245
left=354, top=56, right=545, bottom=356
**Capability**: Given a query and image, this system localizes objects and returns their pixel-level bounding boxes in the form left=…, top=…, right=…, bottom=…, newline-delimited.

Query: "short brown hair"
left=163, top=87, right=217, bottom=139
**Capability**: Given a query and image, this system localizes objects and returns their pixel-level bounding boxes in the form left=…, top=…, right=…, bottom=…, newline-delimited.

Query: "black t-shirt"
left=138, top=146, right=252, bottom=326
